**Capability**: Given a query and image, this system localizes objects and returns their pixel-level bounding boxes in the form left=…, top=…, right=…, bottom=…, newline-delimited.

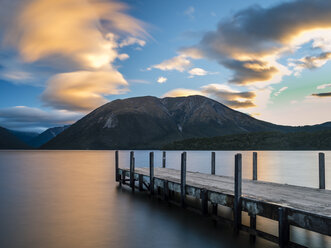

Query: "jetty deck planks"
left=133, top=167, right=331, bottom=217
left=116, top=151, right=330, bottom=248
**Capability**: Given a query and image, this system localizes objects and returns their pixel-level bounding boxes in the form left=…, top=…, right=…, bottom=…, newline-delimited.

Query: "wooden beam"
left=278, top=207, right=289, bottom=247
left=130, top=151, right=135, bottom=192
left=150, top=152, right=154, bottom=195
left=253, top=152, right=257, bottom=181
left=211, top=152, right=216, bottom=175
left=181, top=152, right=187, bottom=208
left=162, top=151, right=166, bottom=168
left=234, top=153, right=242, bottom=234
left=319, top=152, right=325, bottom=189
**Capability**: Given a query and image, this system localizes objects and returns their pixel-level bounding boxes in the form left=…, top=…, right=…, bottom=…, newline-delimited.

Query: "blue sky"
left=0, top=0, right=331, bottom=132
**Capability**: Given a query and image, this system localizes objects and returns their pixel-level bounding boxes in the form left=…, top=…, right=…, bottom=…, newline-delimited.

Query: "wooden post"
left=234, top=153, right=242, bottom=234
left=162, top=151, right=166, bottom=168
left=278, top=207, right=289, bottom=247
left=180, top=152, right=187, bottom=208
left=163, top=180, right=169, bottom=202
left=211, top=152, right=216, bottom=175
left=250, top=214, right=256, bottom=243
left=253, top=152, right=257, bottom=181
left=201, top=189, right=208, bottom=216
left=138, top=174, right=143, bottom=191
left=115, top=150, right=119, bottom=182
left=319, top=152, right=325, bottom=189
left=121, top=170, right=125, bottom=185
left=149, top=152, right=154, bottom=195
left=130, top=151, right=135, bottom=192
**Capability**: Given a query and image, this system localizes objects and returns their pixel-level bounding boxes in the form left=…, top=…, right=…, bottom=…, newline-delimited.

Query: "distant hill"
left=42, top=95, right=331, bottom=150
left=9, top=130, right=39, bottom=143
left=29, top=125, right=69, bottom=148
left=163, top=130, right=331, bottom=150
left=0, top=127, right=31, bottom=149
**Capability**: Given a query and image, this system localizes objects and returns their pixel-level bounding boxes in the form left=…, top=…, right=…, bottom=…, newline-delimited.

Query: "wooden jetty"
left=115, top=151, right=331, bottom=248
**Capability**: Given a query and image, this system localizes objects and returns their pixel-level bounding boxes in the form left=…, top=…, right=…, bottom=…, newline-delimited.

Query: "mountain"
left=0, top=127, right=31, bottom=149
left=29, top=126, right=69, bottom=148
left=163, top=130, right=331, bottom=150
left=42, top=95, right=331, bottom=150
left=9, top=130, right=39, bottom=143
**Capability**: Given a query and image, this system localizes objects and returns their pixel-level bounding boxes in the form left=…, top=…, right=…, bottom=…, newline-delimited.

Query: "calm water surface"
left=0, top=150, right=330, bottom=248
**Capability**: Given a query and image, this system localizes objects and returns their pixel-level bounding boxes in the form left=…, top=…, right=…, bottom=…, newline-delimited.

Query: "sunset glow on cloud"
left=0, top=0, right=331, bottom=130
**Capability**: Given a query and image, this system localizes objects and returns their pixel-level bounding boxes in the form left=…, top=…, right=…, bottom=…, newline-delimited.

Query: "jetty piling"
left=211, top=152, right=216, bottom=175
left=319, top=152, right=325, bottom=189
left=180, top=152, right=187, bottom=208
left=234, top=153, right=242, bottom=234
left=150, top=152, right=154, bottom=195
left=116, top=151, right=330, bottom=248
left=253, top=152, right=257, bottom=181
left=162, top=151, right=166, bottom=168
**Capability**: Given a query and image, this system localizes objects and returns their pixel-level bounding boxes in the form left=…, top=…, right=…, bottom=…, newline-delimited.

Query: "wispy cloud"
left=149, top=55, right=191, bottom=72
left=184, top=6, right=195, bottom=19
left=274, top=86, right=288, bottom=96
left=0, top=106, right=82, bottom=131
left=317, top=83, right=331, bottom=89
left=163, top=84, right=256, bottom=109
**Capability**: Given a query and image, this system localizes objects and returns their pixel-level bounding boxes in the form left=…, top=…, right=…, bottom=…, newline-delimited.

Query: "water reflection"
left=0, top=150, right=330, bottom=248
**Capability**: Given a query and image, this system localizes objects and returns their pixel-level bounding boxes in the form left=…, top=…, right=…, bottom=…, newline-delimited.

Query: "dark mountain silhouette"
left=9, top=130, right=39, bottom=143
left=29, top=125, right=69, bottom=148
left=42, top=95, right=331, bottom=150
left=163, top=130, right=331, bottom=150
left=0, top=127, right=31, bottom=149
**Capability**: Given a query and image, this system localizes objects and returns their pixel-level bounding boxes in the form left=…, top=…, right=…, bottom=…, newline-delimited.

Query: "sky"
left=0, top=0, right=331, bottom=132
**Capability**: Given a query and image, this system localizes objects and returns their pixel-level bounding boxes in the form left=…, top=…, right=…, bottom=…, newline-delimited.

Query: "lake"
left=0, top=150, right=330, bottom=248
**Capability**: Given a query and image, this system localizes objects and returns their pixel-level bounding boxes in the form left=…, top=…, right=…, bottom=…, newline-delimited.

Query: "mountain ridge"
left=42, top=95, right=331, bottom=150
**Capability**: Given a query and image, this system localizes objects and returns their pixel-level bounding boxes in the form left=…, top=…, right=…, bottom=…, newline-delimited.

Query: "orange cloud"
left=3, top=0, right=146, bottom=112
left=41, top=70, right=128, bottom=112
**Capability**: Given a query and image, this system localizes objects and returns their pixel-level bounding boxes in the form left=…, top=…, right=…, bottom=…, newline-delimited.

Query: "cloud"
left=290, top=52, right=331, bottom=75
left=119, top=37, right=146, bottom=48
left=2, top=0, right=147, bottom=112
left=41, top=70, right=128, bottom=112
left=163, top=88, right=203, bottom=98
left=163, top=84, right=256, bottom=109
left=317, top=83, right=331, bottom=89
left=274, top=86, right=288, bottom=96
left=2, top=70, right=33, bottom=81
left=179, top=47, right=204, bottom=59
left=118, top=53, right=129, bottom=61
left=0, top=106, right=82, bottom=131
left=157, top=76, right=167, bottom=84
left=149, top=55, right=191, bottom=72
left=201, top=84, right=256, bottom=108
left=311, top=92, right=331, bottom=97
left=184, top=6, right=195, bottom=19
left=182, top=0, right=331, bottom=85
left=188, top=67, right=211, bottom=78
